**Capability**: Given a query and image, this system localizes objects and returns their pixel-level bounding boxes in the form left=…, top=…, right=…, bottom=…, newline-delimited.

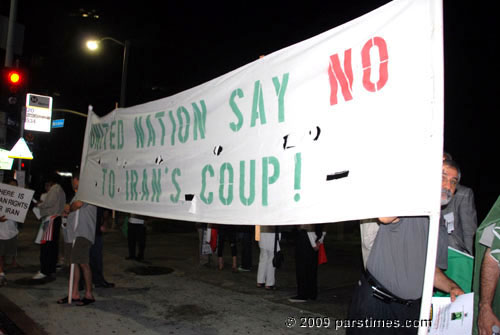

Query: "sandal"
left=265, top=286, right=277, bottom=290
left=57, top=296, right=81, bottom=304
left=76, top=297, right=95, bottom=306
left=257, top=283, right=265, bottom=288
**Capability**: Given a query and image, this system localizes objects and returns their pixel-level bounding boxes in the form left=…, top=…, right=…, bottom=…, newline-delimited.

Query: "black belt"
left=365, top=271, right=420, bottom=307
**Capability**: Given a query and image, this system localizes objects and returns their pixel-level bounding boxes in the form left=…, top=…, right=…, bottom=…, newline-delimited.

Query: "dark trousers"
left=90, top=234, right=105, bottom=284
left=217, top=227, right=237, bottom=257
left=239, top=226, right=253, bottom=269
left=295, top=230, right=318, bottom=300
left=128, top=223, right=146, bottom=258
left=346, top=272, right=421, bottom=335
left=40, top=217, right=61, bottom=275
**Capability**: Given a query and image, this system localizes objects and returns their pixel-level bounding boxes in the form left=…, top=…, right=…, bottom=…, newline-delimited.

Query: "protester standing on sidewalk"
left=257, top=225, right=280, bottom=290
left=217, top=224, right=238, bottom=272
left=237, top=225, right=253, bottom=272
left=90, top=207, right=115, bottom=288
left=289, top=224, right=326, bottom=302
left=126, top=213, right=147, bottom=261
left=473, top=200, right=500, bottom=335
left=57, top=171, right=97, bottom=306
left=33, top=173, right=66, bottom=280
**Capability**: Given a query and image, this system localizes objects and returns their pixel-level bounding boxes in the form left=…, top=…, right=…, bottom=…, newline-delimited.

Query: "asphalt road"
left=0, top=212, right=363, bottom=334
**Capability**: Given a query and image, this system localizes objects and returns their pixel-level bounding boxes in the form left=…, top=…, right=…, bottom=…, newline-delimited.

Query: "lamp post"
left=86, top=37, right=130, bottom=108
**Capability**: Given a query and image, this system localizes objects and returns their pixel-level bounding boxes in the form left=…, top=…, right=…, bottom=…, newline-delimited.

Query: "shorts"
left=64, top=243, right=72, bottom=265
left=70, top=237, right=92, bottom=264
left=0, top=236, right=18, bottom=257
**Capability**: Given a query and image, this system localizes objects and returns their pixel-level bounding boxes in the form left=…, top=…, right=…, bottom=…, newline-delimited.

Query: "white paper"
left=34, top=222, right=43, bottom=244
left=32, top=206, right=41, bottom=220
left=444, top=212, right=455, bottom=233
left=429, top=293, right=474, bottom=335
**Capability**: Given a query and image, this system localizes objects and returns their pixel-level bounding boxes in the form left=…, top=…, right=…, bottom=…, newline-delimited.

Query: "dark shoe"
left=265, top=285, right=277, bottom=290
left=125, top=256, right=136, bottom=260
left=57, top=296, right=81, bottom=304
left=257, top=283, right=265, bottom=288
left=76, top=297, right=95, bottom=306
left=95, top=281, right=115, bottom=288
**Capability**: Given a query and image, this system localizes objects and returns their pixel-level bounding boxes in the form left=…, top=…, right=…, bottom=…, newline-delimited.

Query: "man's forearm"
left=480, top=249, right=500, bottom=308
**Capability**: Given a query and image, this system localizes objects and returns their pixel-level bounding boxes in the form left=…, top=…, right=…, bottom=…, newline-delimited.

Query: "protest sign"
left=0, top=182, right=35, bottom=223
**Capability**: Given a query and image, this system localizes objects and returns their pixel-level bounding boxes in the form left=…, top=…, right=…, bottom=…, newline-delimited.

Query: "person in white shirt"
left=33, top=173, right=66, bottom=280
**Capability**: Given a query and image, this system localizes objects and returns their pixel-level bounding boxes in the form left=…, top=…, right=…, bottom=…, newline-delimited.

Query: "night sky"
left=1, top=1, right=494, bottom=220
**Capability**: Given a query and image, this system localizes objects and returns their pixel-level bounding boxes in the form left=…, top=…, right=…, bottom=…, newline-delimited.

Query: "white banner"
left=78, top=0, right=444, bottom=225
left=0, top=183, right=35, bottom=223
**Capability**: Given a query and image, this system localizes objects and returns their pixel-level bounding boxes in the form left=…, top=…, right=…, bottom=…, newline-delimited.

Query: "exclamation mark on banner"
left=294, top=152, right=301, bottom=202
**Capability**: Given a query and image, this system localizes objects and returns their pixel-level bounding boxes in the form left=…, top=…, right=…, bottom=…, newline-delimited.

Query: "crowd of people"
left=0, top=171, right=116, bottom=306
left=0, top=151, right=498, bottom=334
left=195, top=152, right=499, bottom=335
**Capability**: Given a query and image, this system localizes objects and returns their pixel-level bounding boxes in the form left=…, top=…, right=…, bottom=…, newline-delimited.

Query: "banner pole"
left=418, top=213, right=440, bottom=334
left=68, top=210, right=80, bottom=304
left=68, top=263, right=75, bottom=304
left=419, top=0, right=445, bottom=331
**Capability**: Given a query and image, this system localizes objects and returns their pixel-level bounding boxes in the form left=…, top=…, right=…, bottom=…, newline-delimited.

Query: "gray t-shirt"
left=479, top=224, right=500, bottom=269
left=67, top=197, right=97, bottom=244
left=38, top=183, right=66, bottom=218
left=479, top=224, right=496, bottom=248
left=367, top=216, right=448, bottom=300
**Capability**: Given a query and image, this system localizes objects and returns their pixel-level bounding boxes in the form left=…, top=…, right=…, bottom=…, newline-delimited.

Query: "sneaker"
left=32, top=271, right=47, bottom=280
left=288, top=296, right=307, bottom=303
left=238, top=266, right=250, bottom=272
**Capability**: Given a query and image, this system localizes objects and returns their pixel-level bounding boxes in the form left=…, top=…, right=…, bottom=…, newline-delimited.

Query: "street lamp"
left=85, top=37, right=130, bottom=108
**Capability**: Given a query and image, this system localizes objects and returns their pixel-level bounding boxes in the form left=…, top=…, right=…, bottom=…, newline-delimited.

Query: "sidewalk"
left=0, top=212, right=363, bottom=334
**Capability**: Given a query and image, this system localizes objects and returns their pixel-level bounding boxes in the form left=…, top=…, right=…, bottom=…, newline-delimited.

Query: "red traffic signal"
left=2, top=67, right=27, bottom=93
left=8, top=71, right=21, bottom=84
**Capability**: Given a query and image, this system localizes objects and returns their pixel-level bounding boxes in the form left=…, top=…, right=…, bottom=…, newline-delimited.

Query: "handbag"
left=318, top=243, right=328, bottom=264
left=272, top=227, right=284, bottom=268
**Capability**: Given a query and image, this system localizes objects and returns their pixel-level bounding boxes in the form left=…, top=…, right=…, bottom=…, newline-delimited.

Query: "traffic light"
left=1, top=67, right=28, bottom=108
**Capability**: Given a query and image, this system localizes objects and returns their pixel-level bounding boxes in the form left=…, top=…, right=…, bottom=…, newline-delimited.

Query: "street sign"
left=24, top=93, right=53, bottom=132
left=8, top=137, right=33, bottom=160
left=52, top=119, right=64, bottom=128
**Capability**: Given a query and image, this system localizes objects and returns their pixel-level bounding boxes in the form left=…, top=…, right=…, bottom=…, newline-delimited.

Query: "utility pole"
left=4, top=0, right=17, bottom=68
left=1, top=0, right=18, bottom=182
